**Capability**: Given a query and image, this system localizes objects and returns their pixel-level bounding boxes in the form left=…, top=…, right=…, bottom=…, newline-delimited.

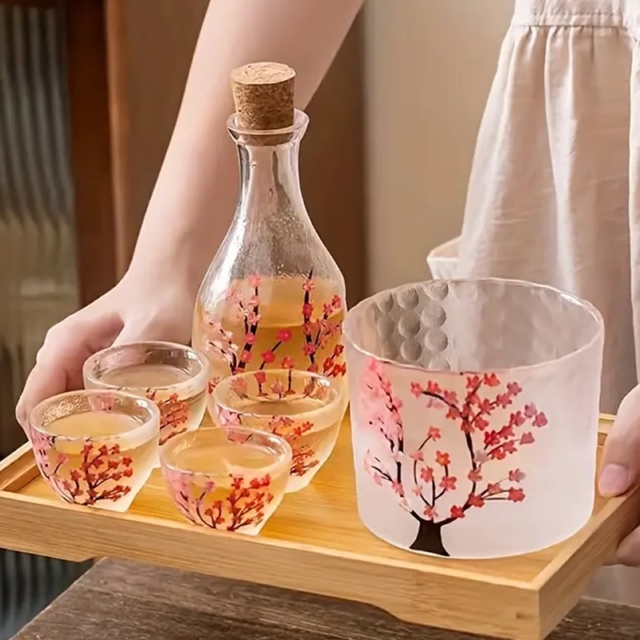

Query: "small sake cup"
left=83, top=341, right=208, bottom=450
left=212, top=369, right=347, bottom=492
left=160, top=426, right=292, bottom=535
left=29, top=389, right=160, bottom=512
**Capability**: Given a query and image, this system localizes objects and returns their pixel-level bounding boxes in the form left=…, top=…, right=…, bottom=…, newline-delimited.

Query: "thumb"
left=599, top=389, right=640, bottom=497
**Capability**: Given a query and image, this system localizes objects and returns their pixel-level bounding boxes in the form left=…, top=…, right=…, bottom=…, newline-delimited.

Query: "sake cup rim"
left=159, top=425, right=293, bottom=478
left=343, top=277, right=605, bottom=377
left=82, top=341, right=209, bottom=394
left=212, top=369, right=343, bottom=421
left=29, top=389, right=161, bottom=442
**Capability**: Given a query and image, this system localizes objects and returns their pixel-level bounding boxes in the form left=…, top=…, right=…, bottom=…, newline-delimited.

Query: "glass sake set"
left=28, top=62, right=607, bottom=559
left=31, top=341, right=348, bottom=534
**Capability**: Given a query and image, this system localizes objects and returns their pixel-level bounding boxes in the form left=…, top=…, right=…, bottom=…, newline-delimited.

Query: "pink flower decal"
left=360, top=364, right=549, bottom=556
left=203, top=270, right=346, bottom=392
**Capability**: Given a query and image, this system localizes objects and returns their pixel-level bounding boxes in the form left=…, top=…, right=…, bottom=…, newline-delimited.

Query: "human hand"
left=15, top=270, right=196, bottom=432
left=598, top=387, right=640, bottom=565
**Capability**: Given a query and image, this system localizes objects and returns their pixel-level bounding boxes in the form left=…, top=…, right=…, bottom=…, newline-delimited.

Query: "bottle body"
left=192, top=110, right=347, bottom=415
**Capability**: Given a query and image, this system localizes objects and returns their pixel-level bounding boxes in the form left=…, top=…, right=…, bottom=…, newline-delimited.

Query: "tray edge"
left=0, top=490, right=542, bottom=640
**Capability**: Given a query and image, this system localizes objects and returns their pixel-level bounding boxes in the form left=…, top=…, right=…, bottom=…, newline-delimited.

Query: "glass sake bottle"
left=192, top=62, right=347, bottom=414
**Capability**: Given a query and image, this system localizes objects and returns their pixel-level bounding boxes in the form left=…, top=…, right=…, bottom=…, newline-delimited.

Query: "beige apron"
left=428, top=0, right=640, bottom=604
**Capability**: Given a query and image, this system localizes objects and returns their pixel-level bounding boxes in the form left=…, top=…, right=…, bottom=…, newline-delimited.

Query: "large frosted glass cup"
left=344, top=278, right=604, bottom=559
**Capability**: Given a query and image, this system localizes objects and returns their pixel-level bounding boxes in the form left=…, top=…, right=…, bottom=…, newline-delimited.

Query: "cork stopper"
left=230, top=62, right=295, bottom=133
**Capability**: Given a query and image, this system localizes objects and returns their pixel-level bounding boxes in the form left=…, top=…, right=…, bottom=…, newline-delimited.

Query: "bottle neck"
left=235, top=141, right=305, bottom=222
left=229, top=109, right=310, bottom=226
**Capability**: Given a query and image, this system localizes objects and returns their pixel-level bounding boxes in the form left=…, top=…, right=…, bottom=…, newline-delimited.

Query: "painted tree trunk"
left=409, top=520, right=449, bottom=556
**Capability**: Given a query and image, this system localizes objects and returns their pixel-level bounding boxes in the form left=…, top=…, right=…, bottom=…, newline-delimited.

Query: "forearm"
left=127, top=0, right=365, bottom=294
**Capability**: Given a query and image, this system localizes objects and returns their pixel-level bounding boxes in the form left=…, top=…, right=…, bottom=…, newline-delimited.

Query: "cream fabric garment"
left=429, top=0, right=640, bottom=604
left=458, top=0, right=639, bottom=417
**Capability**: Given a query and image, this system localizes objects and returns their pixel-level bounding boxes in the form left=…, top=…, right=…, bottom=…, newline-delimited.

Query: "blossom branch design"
left=408, top=373, right=547, bottom=522
left=362, top=360, right=549, bottom=539
left=268, top=416, right=319, bottom=477
left=165, top=471, right=275, bottom=532
left=147, top=391, right=190, bottom=445
left=205, top=272, right=346, bottom=390
left=206, top=275, right=263, bottom=375
left=362, top=360, right=407, bottom=500
left=32, top=431, right=66, bottom=483
left=301, top=270, right=345, bottom=377
left=32, top=431, right=135, bottom=507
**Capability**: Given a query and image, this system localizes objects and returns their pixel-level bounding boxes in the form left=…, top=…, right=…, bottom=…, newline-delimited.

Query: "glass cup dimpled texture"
left=212, top=369, right=348, bottom=492
left=160, top=425, right=292, bottom=535
left=83, top=341, right=209, bottom=450
left=29, top=389, right=160, bottom=512
left=343, top=278, right=605, bottom=560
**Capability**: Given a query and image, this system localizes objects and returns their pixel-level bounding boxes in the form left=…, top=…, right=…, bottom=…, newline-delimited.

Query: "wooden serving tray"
left=0, top=414, right=638, bottom=640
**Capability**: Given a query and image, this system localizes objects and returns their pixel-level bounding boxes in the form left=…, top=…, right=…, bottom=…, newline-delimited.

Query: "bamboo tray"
left=0, top=414, right=638, bottom=640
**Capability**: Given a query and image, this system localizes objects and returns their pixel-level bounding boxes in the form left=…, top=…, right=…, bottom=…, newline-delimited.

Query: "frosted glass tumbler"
left=344, top=279, right=604, bottom=559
